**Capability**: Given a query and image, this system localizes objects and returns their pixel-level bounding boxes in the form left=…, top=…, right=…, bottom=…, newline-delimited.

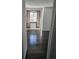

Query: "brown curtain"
left=27, top=10, right=30, bottom=28
left=37, top=11, right=40, bottom=28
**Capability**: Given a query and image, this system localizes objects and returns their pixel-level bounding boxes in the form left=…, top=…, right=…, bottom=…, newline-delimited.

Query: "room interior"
left=22, top=0, right=56, bottom=59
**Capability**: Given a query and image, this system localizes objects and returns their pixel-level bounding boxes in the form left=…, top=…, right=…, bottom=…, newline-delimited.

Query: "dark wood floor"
left=26, top=30, right=49, bottom=59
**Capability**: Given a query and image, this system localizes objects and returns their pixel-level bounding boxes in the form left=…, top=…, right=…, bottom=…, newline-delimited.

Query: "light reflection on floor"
left=29, top=31, right=39, bottom=47
left=29, top=34, right=37, bottom=45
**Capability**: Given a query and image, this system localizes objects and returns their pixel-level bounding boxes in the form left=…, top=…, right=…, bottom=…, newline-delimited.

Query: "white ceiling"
left=25, top=0, right=54, bottom=8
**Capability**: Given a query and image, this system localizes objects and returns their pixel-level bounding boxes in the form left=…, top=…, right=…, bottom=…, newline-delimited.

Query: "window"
left=30, top=11, right=37, bottom=28
left=30, top=23, right=36, bottom=28
left=27, top=10, right=40, bottom=29
left=30, top=11, right=37, bottom=22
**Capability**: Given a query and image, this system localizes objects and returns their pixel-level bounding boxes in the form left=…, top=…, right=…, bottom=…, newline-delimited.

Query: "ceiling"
left=25, top=0, right=54, bottom=8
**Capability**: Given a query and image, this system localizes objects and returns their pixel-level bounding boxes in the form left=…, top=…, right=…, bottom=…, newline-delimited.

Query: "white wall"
left=22, top=0, right=27, bottom=59
left=43, top=7, right=53, bottom=31
left=25, top=0, right=53, bottom=8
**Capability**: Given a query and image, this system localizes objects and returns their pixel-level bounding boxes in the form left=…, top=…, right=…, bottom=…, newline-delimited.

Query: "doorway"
left=26, top=9, right=48, bottom=59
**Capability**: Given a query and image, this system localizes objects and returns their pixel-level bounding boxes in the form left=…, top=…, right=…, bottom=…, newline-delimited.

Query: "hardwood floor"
left=26, top=30, right=49, bottom=59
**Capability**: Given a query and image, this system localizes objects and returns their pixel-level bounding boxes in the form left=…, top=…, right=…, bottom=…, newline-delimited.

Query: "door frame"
left=46, top=0, right=56, bottom=59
